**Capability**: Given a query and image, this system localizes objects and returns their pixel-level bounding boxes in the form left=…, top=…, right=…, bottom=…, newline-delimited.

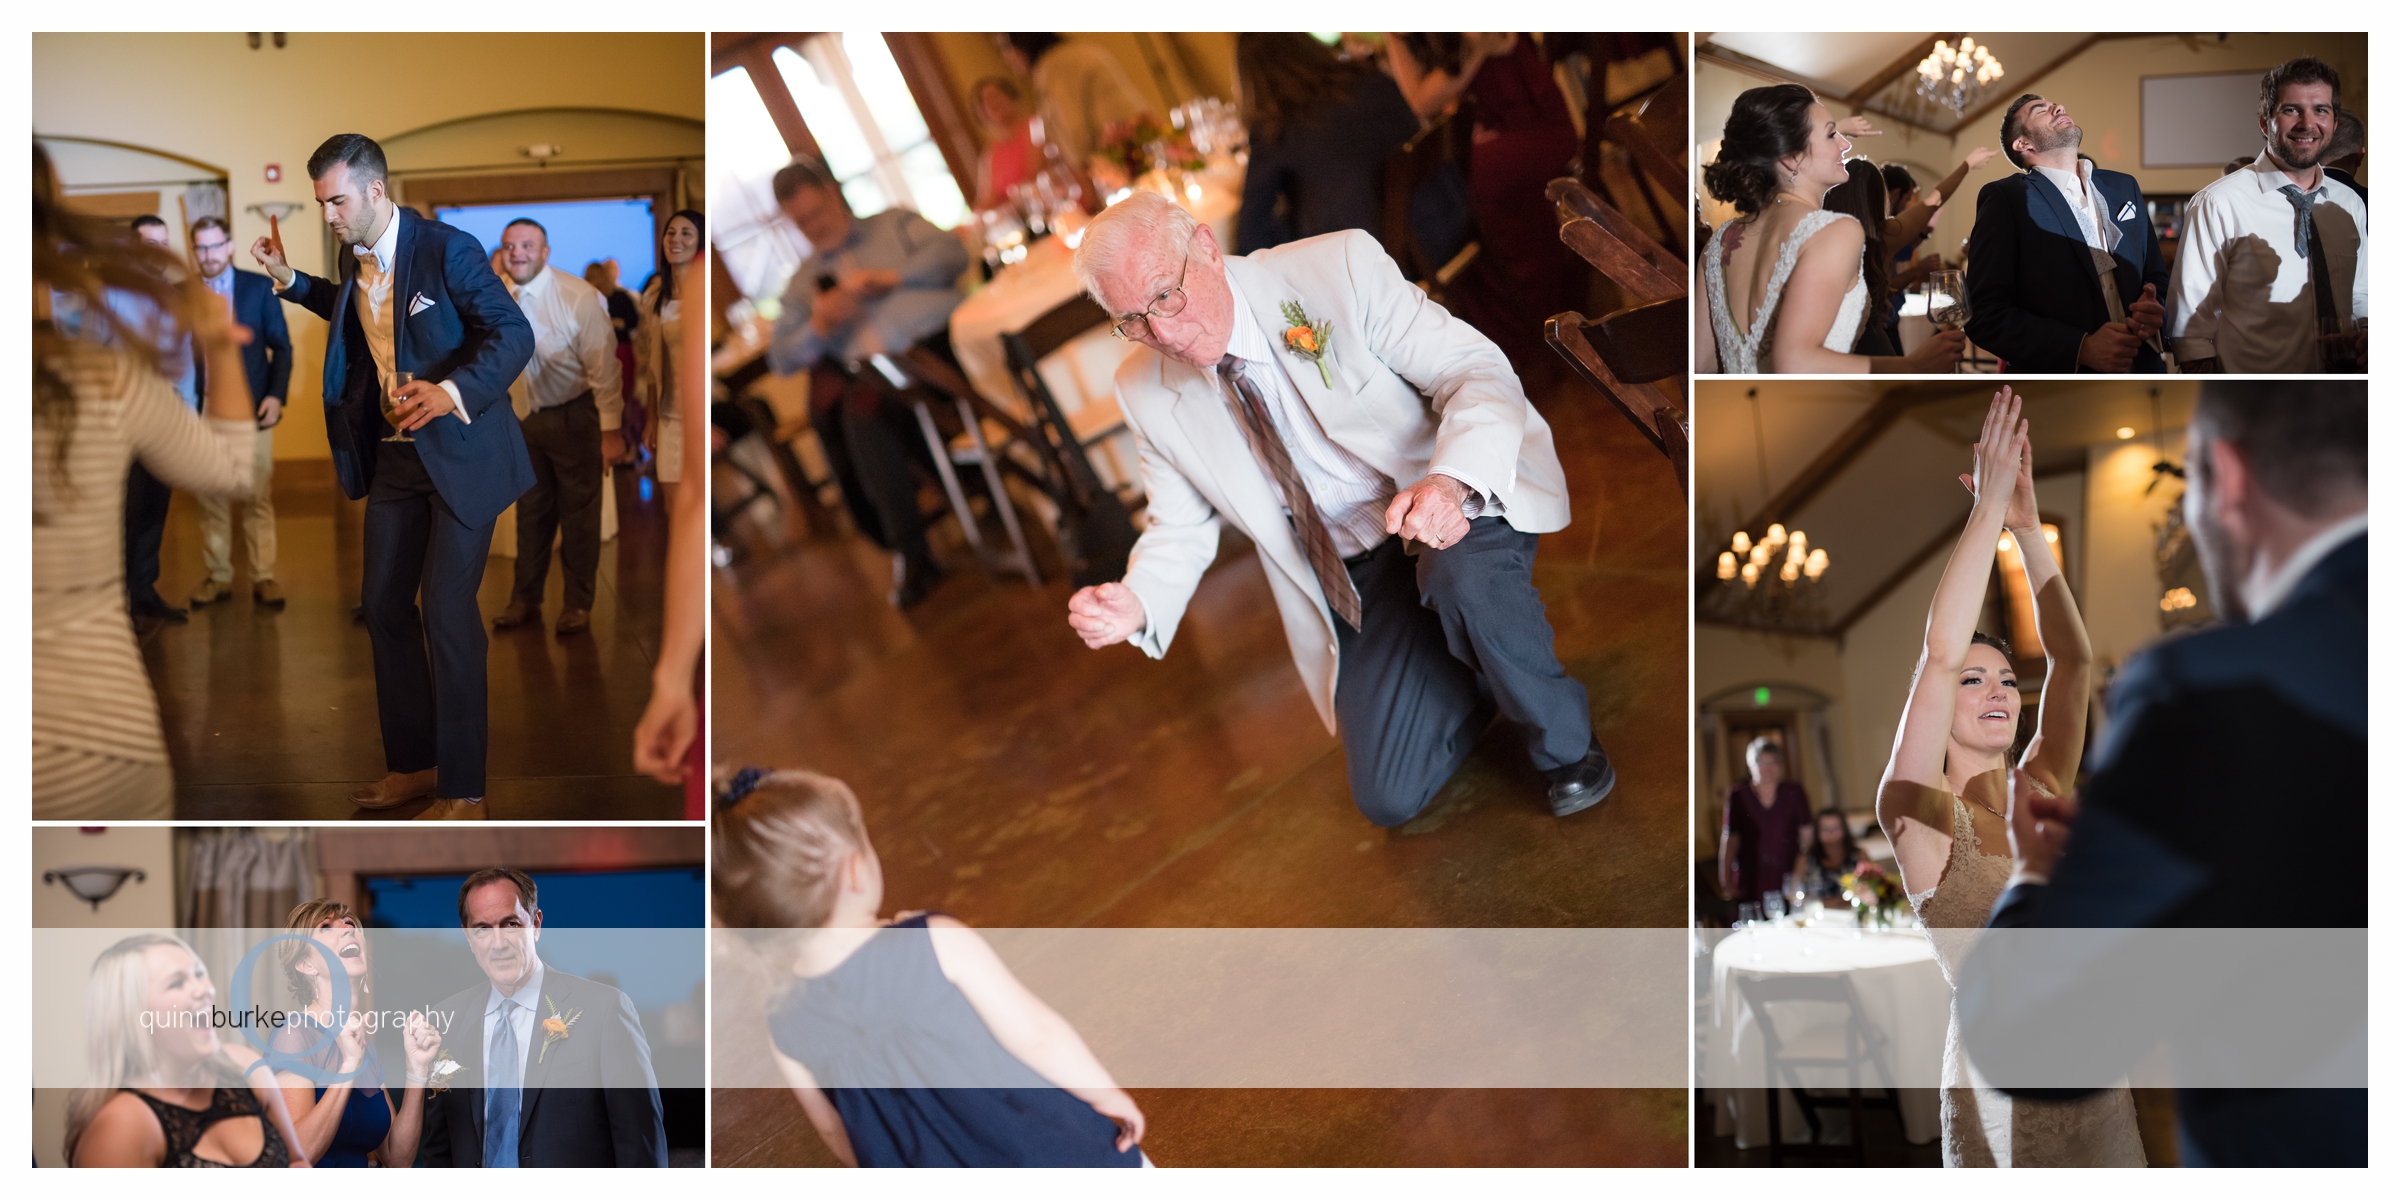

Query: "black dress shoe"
left=134, top=603, right=189, bottom=625
left=1544, top=742, right=1617, bottom=818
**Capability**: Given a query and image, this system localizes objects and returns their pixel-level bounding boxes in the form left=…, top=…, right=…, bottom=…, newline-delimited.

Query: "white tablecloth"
left=945, top=178, right=1241, bottom=490
left=1705, top=922, right=1949, bottom=1148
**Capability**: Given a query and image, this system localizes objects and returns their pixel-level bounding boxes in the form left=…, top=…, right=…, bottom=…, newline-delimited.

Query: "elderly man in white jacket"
left=1063, top=192, right=1611, bottom=826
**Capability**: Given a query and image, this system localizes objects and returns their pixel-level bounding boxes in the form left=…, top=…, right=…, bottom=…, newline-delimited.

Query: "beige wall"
left=34, top=827, right=178, bottom=1168
left=927, top=33, right=1238, bottom=150
left=1699, top=33, right=2369, bottom=259
left=33, top=32, right=704, bottom=461
left=34, top=827, right=177, bottom=928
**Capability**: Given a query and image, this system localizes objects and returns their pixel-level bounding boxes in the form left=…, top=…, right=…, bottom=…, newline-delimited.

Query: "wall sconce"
left=247, top=200, right=305, bottom=224
left=520, top=144, right=564, bottom=163
left=45, top=866, right=147, bottom=911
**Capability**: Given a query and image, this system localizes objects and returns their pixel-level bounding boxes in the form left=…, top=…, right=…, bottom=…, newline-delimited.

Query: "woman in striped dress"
left=33, top=144, right=261, bottom=818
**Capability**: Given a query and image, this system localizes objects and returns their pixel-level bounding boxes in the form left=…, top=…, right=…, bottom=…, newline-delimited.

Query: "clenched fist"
left=1066, top=582, right=1145, bottom=648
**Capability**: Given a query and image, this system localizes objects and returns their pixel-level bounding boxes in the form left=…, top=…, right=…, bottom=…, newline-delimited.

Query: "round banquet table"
left=1705, top=921, right=1948, bottom=1148
left=945, top=173, right=1242, bottom=491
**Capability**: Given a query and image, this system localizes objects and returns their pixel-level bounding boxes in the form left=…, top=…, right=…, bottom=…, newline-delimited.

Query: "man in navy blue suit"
left=1964, top=94, right=2172, bottom=373
left=1959, top=381, right=2366, bottom=1166
left=186, top=215, right=294, bottom=612
left=251, top=134, right=535, bottom=818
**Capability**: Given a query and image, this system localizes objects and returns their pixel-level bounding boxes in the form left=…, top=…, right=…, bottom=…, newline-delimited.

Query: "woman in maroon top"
left=1718, top=738, right=1811, bottom=904
left=1388, top=32, right=1583, bottom=368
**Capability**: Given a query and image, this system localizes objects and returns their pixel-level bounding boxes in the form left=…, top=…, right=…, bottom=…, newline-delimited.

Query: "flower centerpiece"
left=1839, top=862, right=1908, bottom=929
left=1089, top=113, right=1206, bottom=196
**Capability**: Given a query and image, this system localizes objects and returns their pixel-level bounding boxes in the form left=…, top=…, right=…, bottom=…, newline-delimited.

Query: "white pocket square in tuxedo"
left=2116, top=201, right=2137, bottom=222
left=408, top=292, right=435, bottom=316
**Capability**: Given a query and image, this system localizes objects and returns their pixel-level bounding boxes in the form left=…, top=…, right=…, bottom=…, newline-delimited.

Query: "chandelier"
left=1915, top=37, right=2004, bottom=116
left=1706, top=523, right=1831, bottom=628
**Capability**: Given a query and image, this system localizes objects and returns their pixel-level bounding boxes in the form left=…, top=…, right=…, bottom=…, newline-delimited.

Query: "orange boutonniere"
left=1279, top=301, right=1334, bottom=387
left=538, top=995, right=581, bottom=1064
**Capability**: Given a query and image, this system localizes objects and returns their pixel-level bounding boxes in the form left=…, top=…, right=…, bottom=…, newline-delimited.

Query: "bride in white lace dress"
left=1875, top=389, right=2143, bottom=1167
left=1696, top=84, right=1963, bottom=374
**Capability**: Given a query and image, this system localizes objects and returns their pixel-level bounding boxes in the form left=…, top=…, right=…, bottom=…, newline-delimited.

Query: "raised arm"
left=2008, top=482, right=2092, bottom=792
left=1886, top=148, right=1995, bottom=247
left=1878, top=388, right=2025, bottom=833
left=928, top=916, right=1146, bottom=1152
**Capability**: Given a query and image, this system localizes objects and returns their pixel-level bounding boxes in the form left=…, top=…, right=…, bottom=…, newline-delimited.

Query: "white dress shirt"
left=482, top=955, right=547, bottom=1084
left=2167, top=150, right=2369, bottom=372
left=1219, top=265, right=1498, bottom=559
left=2031, top=160, right=2127, bottom=323
left=504, top=266, right=623, bottom=430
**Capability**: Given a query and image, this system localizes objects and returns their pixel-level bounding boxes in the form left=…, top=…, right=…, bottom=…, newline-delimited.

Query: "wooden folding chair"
left=1000, top=294, right=1142, bottom=587
left=1542, top=178, right=1689, bottom=494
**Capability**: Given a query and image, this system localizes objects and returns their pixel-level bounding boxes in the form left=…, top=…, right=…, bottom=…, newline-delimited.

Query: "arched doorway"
left=1694, top=681, right=1845, bottom=861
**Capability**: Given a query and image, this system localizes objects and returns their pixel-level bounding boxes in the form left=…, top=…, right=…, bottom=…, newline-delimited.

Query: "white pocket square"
left=408, top=292, right=435, bottom=316
left=2116, top=201, right=2137, bottom=222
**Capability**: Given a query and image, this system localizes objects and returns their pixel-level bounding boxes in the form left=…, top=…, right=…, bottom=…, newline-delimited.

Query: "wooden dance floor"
left=143, top=459, right=683, bottom=819
left=711, top=361, right=1687, bottom=1165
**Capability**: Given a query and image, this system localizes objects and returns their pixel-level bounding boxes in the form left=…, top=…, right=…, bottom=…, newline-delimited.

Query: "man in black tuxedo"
left=185, top=215, right=294, bottom=611
left=251, top=134, right=535, bottom=818
left=1964, top=94, right=2171, bottom=373
left=420, top=868, right=668, bottom=1167
left=1959, top=381, right=2366, bottom=1166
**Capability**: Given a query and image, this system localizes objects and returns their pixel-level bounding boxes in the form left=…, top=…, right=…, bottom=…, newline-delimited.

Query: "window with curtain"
left=712, top=33, right=969, bottom=308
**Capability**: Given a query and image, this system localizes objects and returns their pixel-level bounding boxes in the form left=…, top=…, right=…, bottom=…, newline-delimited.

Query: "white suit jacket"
left=1116, top=229, right=1571, bottom=734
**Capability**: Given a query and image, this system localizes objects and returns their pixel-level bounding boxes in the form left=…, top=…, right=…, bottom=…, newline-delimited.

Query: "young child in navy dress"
left=713, top=767, right=1150, bottom=1167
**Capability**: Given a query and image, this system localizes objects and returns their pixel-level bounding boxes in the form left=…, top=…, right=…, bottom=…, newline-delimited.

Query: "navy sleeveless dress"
left=767, top=914, right=1141, bottom=1167
left=272, top=1013, right=393, bottom=1166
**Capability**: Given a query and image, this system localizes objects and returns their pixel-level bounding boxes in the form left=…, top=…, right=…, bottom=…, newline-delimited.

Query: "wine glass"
left=385, top=370, right=416, bottom=443
left=1925, top=270, right=1971, bottom=373
left=1762, top=890, right=1787, bottom=923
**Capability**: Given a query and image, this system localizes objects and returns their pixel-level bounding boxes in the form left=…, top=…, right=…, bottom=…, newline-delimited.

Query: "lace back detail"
left=1705, top=210, right=1863, bottom=372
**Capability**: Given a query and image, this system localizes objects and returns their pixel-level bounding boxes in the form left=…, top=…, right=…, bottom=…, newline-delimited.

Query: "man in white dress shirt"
left=2167, top=56, right=2369, bottom=374
left=490, top=218, right=624, bottom=637
left=1062, top=192, right=1613, bottom=827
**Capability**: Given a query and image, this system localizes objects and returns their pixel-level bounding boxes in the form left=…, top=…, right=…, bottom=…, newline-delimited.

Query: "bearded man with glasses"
left=1062, top=192, right=1613, bottom=828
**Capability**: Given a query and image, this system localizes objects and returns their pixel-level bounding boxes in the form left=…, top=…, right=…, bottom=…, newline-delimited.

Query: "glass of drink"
left=1925, top=270, right=1971, bottom=373
left=385, top=370, right=416, bottom=443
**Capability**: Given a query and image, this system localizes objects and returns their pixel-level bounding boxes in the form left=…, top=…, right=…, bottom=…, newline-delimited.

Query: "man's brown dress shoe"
left=555, top=608, right=591, bottom=636
left=253, top=579, right=286, bottom=609
left=188, top=579, right=230, bottom=608
left=493, top=601, right=542, bottom=630
left=414, top=798, right=487, bottom=821
left=349, top=768, right=440, bottom=810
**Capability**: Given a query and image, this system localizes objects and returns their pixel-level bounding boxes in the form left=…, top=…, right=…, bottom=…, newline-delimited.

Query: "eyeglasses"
left=1109, top=255, right=1192, bottom=342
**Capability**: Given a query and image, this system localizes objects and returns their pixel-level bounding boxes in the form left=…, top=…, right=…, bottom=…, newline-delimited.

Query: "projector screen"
left=2143, top=71, right=2269, bottom=168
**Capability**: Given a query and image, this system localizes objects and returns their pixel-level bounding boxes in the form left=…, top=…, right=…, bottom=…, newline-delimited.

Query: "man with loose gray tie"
left=1061, top=192, right=1615, bottom=828
left=489, top=218, right=625, bottom=637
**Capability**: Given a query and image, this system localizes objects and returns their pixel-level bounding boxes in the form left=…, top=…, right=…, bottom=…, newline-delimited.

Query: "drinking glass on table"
left=385, top=370, right=416, bottom=443
left=1762, top=891, right=1787, bottom=923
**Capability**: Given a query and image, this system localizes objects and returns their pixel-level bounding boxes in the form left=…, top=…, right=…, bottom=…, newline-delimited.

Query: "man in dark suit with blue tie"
left=251, top=134, right=535, bottom=818
left=186, top=215, right=294, bottom=612
left=1964, top=94, right=2172, bottom=373
left=419, top=869, right=669, bottom=1167
left=1959, top=381, right=2366, bottom=1166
